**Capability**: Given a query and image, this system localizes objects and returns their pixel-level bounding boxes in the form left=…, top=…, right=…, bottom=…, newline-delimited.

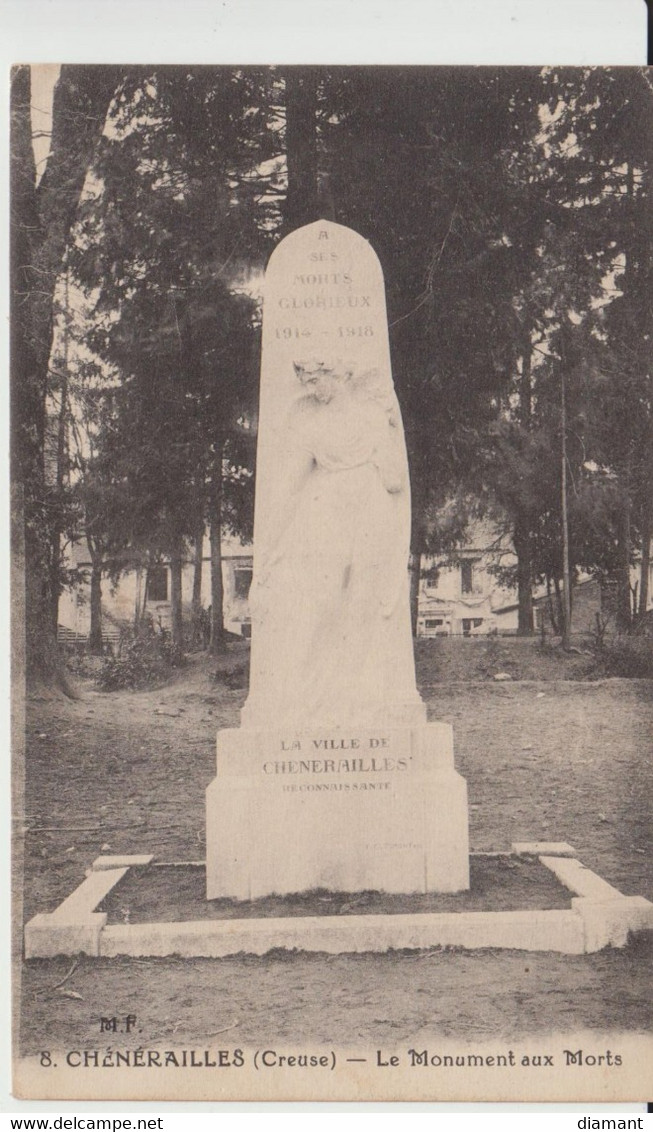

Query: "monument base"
left=24, top=845, right=653, bottom=959
left=205, top=721, right=469, bottom=900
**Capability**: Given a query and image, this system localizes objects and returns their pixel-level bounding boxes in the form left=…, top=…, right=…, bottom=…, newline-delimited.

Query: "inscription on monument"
left=271, top=228, right=376, bottom=348
left=263, top=759, right=408, bottom=774
left=281, top=781, right=393, bottom=794
left=279, top=736, right=390, bottom=751
left=265, top=734, right=408, bottom=777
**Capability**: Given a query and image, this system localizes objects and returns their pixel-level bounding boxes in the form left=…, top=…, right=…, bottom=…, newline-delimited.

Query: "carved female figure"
left=242, top=358, right=423, bottom=730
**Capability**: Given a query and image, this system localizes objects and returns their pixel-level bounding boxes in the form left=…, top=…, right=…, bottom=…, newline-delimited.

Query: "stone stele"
left=206, top=219, right=469, bottom=899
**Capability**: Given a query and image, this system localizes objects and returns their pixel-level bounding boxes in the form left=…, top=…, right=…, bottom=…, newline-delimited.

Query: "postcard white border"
left=2, top=0, right=648, bottom=1119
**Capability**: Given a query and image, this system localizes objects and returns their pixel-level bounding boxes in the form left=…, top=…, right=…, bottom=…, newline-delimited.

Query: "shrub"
left=214, top=661, right=248, bottom=689
left=596, top=635, right=653, bottom=679
left=96, top=627, right=184, bottom=691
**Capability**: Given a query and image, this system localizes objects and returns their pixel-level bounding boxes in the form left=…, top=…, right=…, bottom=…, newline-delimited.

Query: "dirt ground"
left=15, top=639, right=653, bottom=1053
left=100, top=856, right=572, bottom=923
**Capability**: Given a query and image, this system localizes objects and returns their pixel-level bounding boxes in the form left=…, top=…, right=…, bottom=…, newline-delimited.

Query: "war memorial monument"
left=206, top=218, right=470, bottom=899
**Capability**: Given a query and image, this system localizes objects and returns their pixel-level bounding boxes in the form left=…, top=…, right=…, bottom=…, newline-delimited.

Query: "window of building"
left=234, top=568, right=253, bottom=600
left=462, top=617, right=483, bottom=637
left=460, top=560, right=475, bottom=594
left=422, top=617, right=448, bottom=638
left=147, top=565, right=168, bottom=602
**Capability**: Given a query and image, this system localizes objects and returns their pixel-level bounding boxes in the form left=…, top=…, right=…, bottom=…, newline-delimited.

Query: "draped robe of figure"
left=242, top=372, right=424, bottom=731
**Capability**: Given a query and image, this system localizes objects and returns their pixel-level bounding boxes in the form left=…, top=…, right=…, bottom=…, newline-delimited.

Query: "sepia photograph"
left=10, top=60, right=653, bottom=1103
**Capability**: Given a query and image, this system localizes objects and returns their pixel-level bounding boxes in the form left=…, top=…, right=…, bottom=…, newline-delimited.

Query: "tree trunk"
left=283, top=68, right=320, bottom=231
left=88, top=556, right=103, bottom=655
left=48, top=271, right=71, bottom=634
left=191, top=520, right=204, bottom=647
left=636, top=425, right=652, bottom=621
left=11, top=67, right=56, bottom=688
left=208, top=458, right=226, bottom=654
left=513, top=328, right=534, bottom=635
left=546, top=575, right=560, bottom=635
left=615, top=487, right=633, bottom=633
left=11, top=64, right=121, bottom=689
left=11, top=66, right=46, bottom=493
left=519, top=328, right=533, bottom=425
left=560, top=363, right=572, bottom=649
left=317, top=169, right=337, bottom=222
left=513, top=513, right=534, bottom=635
left=192, top=523, right=204, bottom=609
left=408, top=550, right=421, bottom=638
left=552, top=574, right=564, bottom=637
left=169, top=545, right=184, bottom=652
left=638, top=499, right=651, bottom=619
left=613, top=160, right=641, bottom=632
left=408, top=464, right=426, bottom=639
left=209, top=523, right=225, bottom=655
left=141, top=568, right=150, bottom=621
left=133, top=565, right=143, bottom=629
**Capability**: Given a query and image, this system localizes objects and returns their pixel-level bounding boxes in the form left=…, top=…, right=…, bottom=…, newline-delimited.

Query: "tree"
left=24, top=64, right=649, bottom=664
left=11, top=64, right=123, bottom=686
left=65, top=357, right=137, bottom=653
left=536, top=69, right=653, bottom=632
left=69, top=68, right=270, bottom=652
left=283, top=68, right=321, bottom=229
left=318, top=68, right=556, bottom=627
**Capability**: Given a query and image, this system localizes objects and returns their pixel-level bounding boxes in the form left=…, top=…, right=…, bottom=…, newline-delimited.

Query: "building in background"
left=57, top=534, right=253, bottom=647
left=57, top=521, right=518, bottom=645
left=416, top=523, right=517, bottom=638
left=58, top=525, right=653, bottom=647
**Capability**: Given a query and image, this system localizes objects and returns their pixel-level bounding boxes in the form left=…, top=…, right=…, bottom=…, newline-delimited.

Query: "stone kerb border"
left=24, top=844, right=653, bottom=960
